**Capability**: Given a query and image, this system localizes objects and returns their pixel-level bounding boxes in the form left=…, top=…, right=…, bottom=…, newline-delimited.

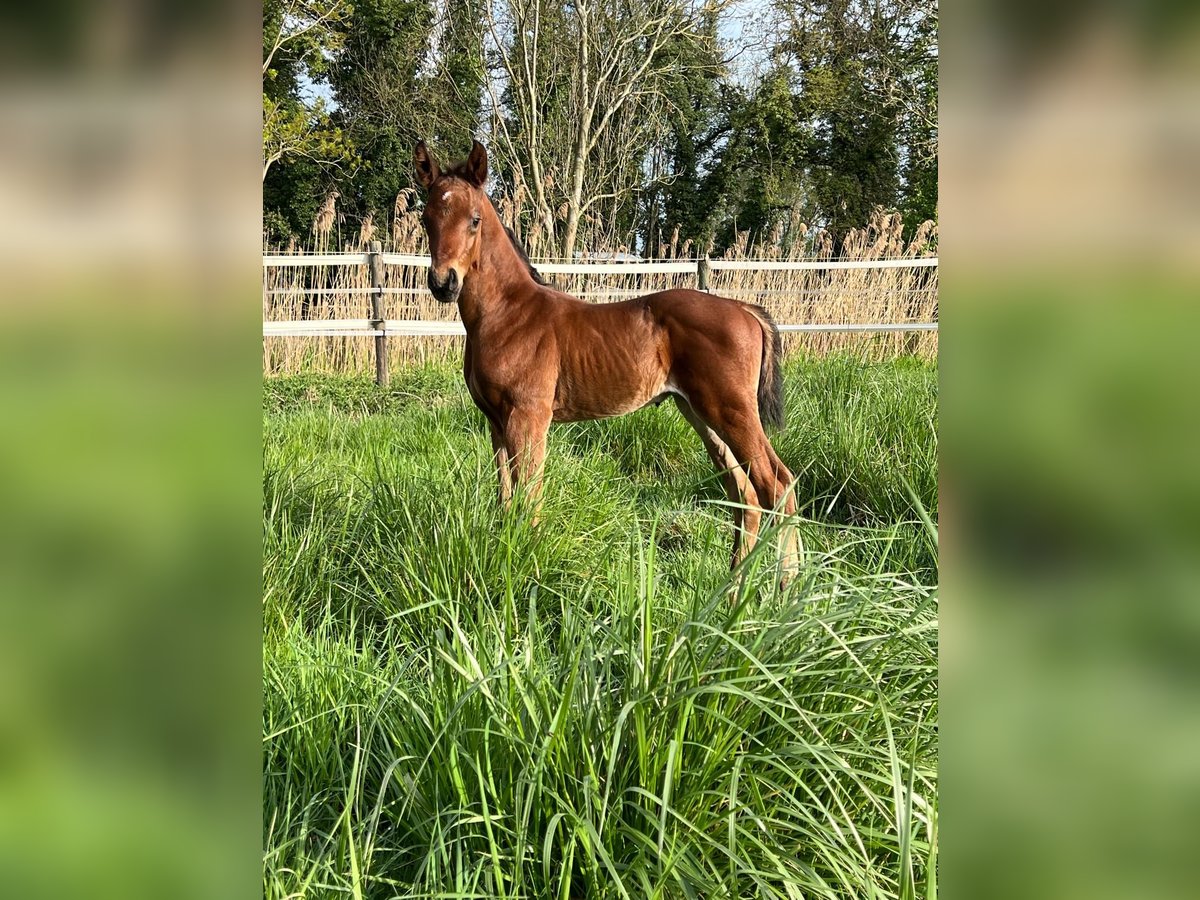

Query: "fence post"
left=368, top=240, right=389, bottom=386
left=697, top=256, right=710, bottom=292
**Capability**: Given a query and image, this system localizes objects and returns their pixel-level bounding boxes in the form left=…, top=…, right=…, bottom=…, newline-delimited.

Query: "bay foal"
left=415, top=141, right=798, bottom=579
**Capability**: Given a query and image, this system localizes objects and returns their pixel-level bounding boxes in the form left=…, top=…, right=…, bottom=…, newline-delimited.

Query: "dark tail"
left=746, top=304, right=785, bottom=430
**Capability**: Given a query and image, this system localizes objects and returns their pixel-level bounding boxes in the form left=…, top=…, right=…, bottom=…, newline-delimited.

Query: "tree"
left=327, top=0, right=433, bottom=224
left=894, top=1, right=938, bottom=230
left=263, top=0, right=359, bottom=244
left=640, top=1, right=939, bottom=255
left=328, top=0, right=488, bottom=229
left=428, top=0, right=488, bottom=149
left=776, top=0, right=937, bottom=241
left=483, top=0, right=723, bottom=257
left=263, top=95, right=355, bottom=183
left=262, top=0, right=355, bottom=182
left=638, top=4, right=730, bottom=255
left=706, top=67, right=812, bottom=251
left=260, top=0, right=936, bottom=251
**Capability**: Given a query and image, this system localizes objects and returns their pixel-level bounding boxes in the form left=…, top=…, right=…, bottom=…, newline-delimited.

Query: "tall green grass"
left=264, top=355, right=938, bottom=898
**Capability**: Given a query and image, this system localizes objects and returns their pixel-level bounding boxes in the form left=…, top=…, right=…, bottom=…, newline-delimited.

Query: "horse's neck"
left=457, top=216, right=540, bottom=332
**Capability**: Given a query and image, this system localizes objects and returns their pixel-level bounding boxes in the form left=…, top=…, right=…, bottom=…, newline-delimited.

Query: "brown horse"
left=414, top=140, right=799, bottom=579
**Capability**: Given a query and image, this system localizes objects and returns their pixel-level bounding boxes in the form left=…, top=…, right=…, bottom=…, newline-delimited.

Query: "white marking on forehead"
left=441, top=191, right=452, bottom=201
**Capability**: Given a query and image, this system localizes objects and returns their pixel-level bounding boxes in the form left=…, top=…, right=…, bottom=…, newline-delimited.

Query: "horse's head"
left=414, top=140, right=489, bottom=304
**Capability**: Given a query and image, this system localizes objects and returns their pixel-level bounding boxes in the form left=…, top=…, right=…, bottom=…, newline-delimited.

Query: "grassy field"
left=263, top=354, right=938, bottom=899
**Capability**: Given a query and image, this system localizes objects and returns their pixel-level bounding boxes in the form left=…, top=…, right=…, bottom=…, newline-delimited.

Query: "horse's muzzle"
left=428, top=268, right=461, bottom=303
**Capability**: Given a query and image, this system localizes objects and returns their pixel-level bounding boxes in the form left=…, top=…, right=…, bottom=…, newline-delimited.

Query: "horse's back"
left=501, top=287, right=762, bottom=421
left=625, top=289, right=767, bottom=411
left=556, top=287, right=763, bottom=370
left=638, top=289, right=763, bottom=357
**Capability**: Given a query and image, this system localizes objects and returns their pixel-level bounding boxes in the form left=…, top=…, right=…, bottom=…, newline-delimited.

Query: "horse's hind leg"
left=674, top=397, right=760, bottom=568
left=766, top=444, right=801, bottom=583
left=691, top=397, right=798, bottom=585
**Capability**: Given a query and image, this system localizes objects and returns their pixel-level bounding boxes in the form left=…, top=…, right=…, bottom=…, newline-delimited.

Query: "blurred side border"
left=944, top=3, right=1200, bottom=899
left=0, top=4, right=262, bottom=900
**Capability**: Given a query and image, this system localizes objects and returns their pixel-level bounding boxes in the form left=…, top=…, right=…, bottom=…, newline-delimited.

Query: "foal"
left=415, top=140, right=799, bottom=579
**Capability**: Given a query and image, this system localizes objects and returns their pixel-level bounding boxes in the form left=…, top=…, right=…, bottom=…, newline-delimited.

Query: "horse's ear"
left=465, top=140, right=488, bottom=188
left=414, top=141, right=440, bottom=190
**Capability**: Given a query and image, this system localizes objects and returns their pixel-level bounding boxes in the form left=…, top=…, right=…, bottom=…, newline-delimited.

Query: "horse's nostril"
left=427, top=269, right=459, bottom=300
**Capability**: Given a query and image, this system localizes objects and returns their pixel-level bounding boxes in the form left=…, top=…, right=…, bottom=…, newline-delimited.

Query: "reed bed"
left=264, top=207, right=937, bottom=376
left=711, top=213, right=938, bottom=359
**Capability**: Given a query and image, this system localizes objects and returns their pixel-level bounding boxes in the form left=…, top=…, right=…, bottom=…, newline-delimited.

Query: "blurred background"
left=0, top=1, right=1197, bottom=897
left=943, top=2, right=1200, bottom=898
left=0, top=3, right=261, bottom=899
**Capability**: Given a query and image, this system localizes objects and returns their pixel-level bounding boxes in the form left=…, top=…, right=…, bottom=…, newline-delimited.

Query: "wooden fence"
left=264, top=243, right=938, bottom=384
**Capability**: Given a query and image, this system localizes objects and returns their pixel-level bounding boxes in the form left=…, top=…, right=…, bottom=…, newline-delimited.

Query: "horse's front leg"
left=503, top=404, right=552, bottom=524
left=489, top=420, right=514, bottom=507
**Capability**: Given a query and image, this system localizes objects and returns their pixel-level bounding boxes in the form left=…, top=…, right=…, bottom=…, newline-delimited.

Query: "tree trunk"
left=561, top=209, right=580, bottom=259
left=561, top=104, right=592, bottom=258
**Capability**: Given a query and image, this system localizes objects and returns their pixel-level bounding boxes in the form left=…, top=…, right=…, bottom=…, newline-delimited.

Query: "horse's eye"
left=471, top=213, right=481, bottom=228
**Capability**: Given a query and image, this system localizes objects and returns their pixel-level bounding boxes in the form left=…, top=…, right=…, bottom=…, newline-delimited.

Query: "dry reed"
left=263, top=207, right=937, bottom=376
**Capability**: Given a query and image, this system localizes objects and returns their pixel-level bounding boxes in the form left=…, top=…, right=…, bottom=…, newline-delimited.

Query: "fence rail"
left=261, top=254, right=937, bottom=274
left=264, top=250, right=938, bottom=384
left=707, top=258, right=939, bottom=272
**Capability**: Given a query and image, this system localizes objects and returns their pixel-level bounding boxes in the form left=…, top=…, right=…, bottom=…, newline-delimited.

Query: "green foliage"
left=437, top=0, right=487, bottom=143
left=784, top=0, right=937, bottom=241
left=646, top=1, right=938, bottom=253
left=896, top=3, right=939, bottom=235
left=263, top=93, right=357, bottom=180
left=642, top=6, right=817, bottom=257
left=328, top=0, right=486, bottom=228
left=263, top=0, right=347, bottom=92
left=261, top=1, right=937, bottom=250
left=262, top=0, right=360, bottom=238
left=328, top=0, right=432, bottom=221
left=264, top=156, right=326, bottom=245
left=635, top=7, right=728, bottom=255
left=263, top=356, right=939, bottom=896
left=900, top=148, right=938, bottom=238
left=262, top=0, right=487, bottom=240
left=711, top=68, right=813, bottom=251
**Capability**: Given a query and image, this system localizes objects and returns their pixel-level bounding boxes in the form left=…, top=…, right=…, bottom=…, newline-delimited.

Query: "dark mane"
left=493, top=199, right=550, bottom=286
left=442, top=164, right=548, bottom=286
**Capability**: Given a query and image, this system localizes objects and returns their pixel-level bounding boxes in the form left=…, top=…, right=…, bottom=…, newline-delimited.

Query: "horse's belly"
left=552, top=377, right=676, bottom=422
